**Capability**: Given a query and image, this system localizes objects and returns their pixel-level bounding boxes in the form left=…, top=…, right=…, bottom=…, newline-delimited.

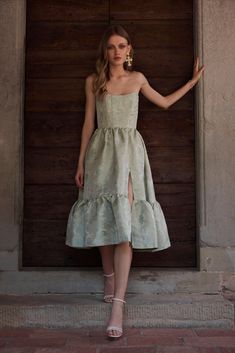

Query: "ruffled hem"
left=65, top=193, right=171, bottom=252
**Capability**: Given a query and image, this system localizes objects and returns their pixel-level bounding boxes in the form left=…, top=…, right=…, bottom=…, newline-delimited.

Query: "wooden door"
left=23, top=0, right=196, bottom=268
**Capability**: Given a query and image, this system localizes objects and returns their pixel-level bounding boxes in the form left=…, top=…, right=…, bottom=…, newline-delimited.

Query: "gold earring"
left=125, top=53, right=133, bottom=67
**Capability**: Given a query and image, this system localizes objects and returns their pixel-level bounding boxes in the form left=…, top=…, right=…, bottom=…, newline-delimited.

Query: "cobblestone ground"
left=0, top=327, right=235, bottom=353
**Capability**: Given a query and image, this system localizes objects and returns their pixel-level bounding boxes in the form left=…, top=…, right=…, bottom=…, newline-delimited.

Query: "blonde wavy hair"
left=92, top=25, right=134, bottom=100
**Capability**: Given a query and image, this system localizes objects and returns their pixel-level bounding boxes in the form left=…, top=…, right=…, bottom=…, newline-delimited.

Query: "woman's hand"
left=75, top=164, right=84, bottom=189
left=191, top=56, right=205, bottom=85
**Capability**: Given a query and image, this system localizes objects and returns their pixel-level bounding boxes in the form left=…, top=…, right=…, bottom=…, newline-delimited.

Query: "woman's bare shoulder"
left=86, top=73, right=97, bottom=84
left=131, top=70, right=148, bottom=85
left=84, top=73, right=97, bottom=98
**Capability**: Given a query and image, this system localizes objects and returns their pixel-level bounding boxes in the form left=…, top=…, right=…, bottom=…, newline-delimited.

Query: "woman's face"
left=106, top=35, right=131, bottom=67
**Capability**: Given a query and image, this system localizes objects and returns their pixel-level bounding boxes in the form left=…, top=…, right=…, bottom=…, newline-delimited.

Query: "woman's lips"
left=114, top=57, right=121, bottom=60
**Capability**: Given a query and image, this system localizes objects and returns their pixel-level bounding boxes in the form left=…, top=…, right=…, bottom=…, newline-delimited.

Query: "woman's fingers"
left=198, top=63, right=205, bottom=77
left=75, top=176, right=79, bottom=188
left=194, top=57, right=199, bottom=74
left=75, top=166, right=84, bottom=189
left=80, top=173, right=84, bottom=189
left=76, top=173, right=84, bottom=189
left=192, top=56, right=205, bottom=83
left=75, top=175, right=80, bottom=188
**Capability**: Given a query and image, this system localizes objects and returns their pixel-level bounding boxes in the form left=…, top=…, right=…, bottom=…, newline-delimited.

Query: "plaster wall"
left=198, top=0, right=235, bottom=281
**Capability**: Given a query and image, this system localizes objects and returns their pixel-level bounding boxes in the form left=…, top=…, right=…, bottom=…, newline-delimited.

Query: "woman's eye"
left=107, top=44, right=127, bottom=50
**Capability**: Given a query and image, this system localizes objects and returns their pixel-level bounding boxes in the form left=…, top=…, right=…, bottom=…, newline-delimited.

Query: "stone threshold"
left=0, top=293, right=234, bottom=329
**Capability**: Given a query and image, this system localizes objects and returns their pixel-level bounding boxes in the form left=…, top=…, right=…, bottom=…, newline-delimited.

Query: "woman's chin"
left=110, top=61, right=124, bottom=67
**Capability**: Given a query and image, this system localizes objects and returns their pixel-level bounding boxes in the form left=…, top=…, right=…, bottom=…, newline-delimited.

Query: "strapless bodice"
left=95, top=92, right=139, bottom=129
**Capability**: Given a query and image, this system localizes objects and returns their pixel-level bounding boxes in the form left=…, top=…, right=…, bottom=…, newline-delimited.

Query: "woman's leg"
left=107, top=173, right=134, bottom=336
left=98, top=245, right=115, bottom=274
left=106, top=241, right=133, bottom=336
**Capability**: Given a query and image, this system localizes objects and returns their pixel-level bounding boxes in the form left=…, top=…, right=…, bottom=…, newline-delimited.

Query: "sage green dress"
left=65, top=91, right=171, bottom=252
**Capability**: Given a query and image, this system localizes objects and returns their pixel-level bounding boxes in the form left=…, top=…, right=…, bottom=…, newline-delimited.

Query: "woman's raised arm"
left=140, top=57, right=205, bottom=109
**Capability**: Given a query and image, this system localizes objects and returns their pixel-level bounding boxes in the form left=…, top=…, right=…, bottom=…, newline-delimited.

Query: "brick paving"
left=0, top=327, right=235, bottom=353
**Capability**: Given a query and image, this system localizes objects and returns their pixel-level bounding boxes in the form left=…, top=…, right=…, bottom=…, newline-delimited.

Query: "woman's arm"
left=139, top=57, right=205, bottom=109
left=77, top=74, right=96, bottom=169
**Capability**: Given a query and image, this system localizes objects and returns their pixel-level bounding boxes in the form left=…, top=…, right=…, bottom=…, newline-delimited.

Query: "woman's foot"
left=106, top=297, right=126, bottom=339
left=103, top=272, right=115, bottom=303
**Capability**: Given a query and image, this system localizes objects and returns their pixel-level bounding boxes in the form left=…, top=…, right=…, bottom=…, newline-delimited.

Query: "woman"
left=66, top=25, right=205, bottom=339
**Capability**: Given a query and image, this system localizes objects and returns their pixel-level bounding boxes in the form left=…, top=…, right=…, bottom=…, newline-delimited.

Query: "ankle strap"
left=103, top=272, right=114, bottom=277
left=112, top=297, right=126, bottom=304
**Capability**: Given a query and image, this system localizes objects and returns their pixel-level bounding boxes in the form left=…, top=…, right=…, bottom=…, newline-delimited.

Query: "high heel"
left=103, top=272, right=114, bottom=303
left=106, top=297, right=126, bottom=339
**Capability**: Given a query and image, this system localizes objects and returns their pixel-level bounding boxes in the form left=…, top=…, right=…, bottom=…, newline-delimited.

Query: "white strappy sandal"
left=106, top=297, right=126, bottom=339
left=103, top=272, right=115, bottom=303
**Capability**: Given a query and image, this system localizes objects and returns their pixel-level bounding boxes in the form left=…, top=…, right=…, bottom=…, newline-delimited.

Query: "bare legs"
left=98, top=173, right=134, bottom=337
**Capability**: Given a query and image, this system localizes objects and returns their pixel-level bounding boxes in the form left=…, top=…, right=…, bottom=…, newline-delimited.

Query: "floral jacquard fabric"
left=65, top=92, right=171, bottom=252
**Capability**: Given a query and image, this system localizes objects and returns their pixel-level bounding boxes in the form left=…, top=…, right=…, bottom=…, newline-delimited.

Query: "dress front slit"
left=127, top=170, right=134, bottom=208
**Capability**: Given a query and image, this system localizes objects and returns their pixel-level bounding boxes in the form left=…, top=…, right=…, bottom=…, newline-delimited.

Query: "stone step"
left=0, top=293, right=234, bottom=328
